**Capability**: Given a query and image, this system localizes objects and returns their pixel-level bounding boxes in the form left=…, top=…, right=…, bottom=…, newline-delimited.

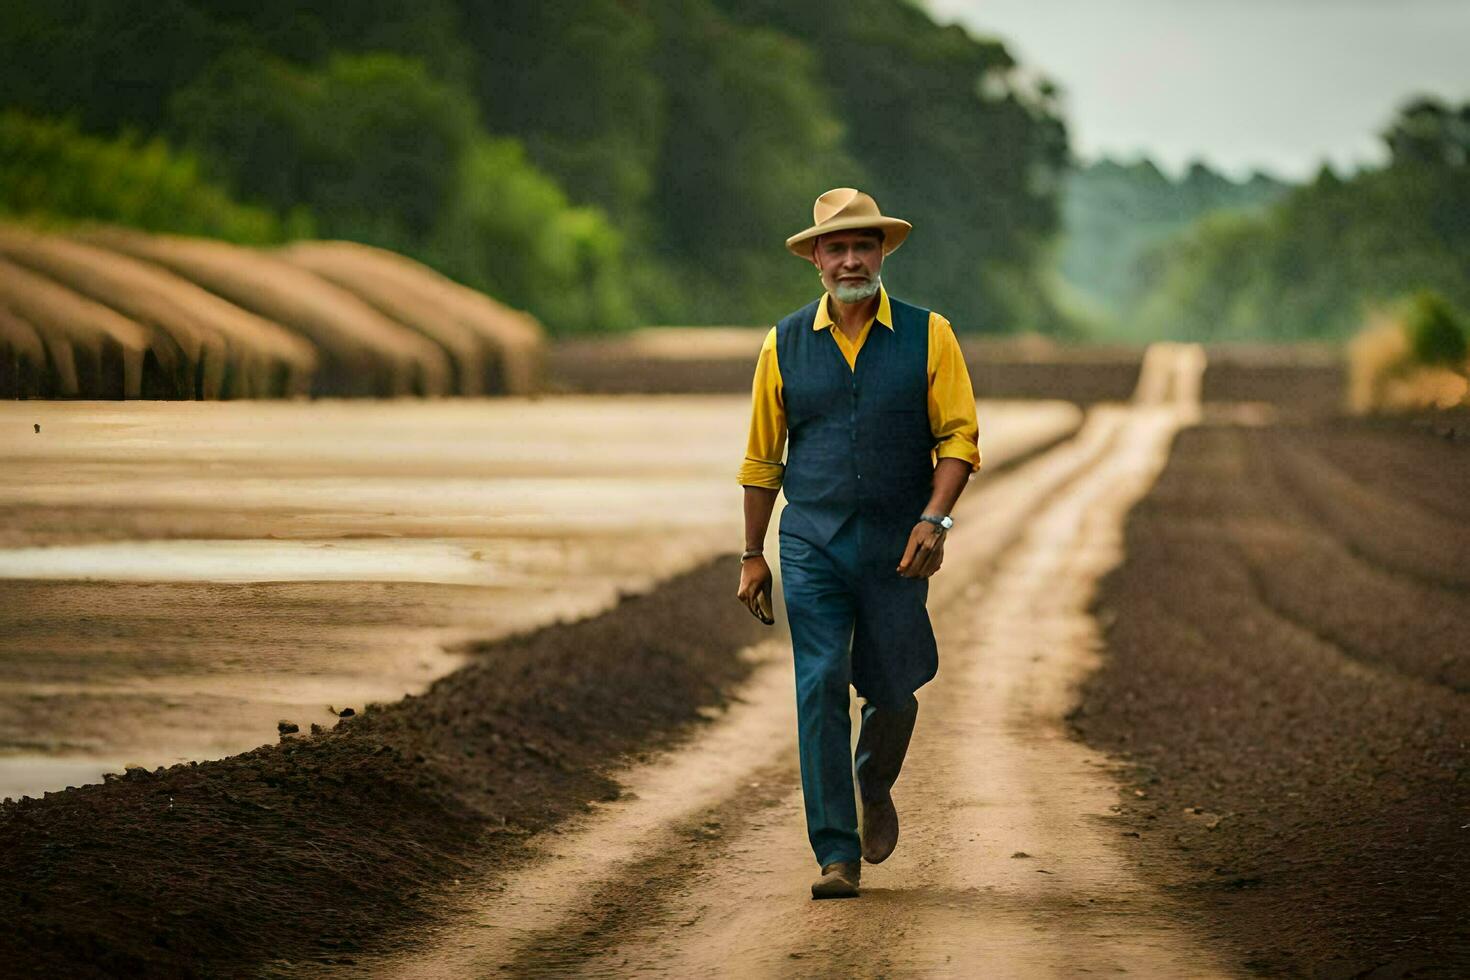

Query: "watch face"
left=941, top=516, right=954, bottom=530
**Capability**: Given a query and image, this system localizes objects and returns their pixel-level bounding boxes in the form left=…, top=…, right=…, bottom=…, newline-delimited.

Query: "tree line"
left=1127, top=98, right=1470, bottom=342
left=0, top=0, right=1069, bottom=335
left=1057, top=157, right=1289, bottom=336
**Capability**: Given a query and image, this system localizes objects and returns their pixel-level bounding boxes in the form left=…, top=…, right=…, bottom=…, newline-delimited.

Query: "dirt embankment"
left=0, top=559, right=765, bottom=978
left=1073, top=412, right=1470, bottom=977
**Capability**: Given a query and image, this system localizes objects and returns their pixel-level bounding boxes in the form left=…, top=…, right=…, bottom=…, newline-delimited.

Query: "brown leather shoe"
left=861, top=791, right=898, bottom=864
left=810, top=860, right=861, bottom=899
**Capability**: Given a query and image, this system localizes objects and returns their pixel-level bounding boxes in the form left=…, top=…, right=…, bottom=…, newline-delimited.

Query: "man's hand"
left=897, top=522, right=946, bottom=578
left=736, top=555, right=775, bottom=625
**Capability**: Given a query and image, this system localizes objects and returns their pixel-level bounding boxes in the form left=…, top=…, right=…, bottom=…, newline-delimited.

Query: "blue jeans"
left=780, top=519, right=921, bottom=867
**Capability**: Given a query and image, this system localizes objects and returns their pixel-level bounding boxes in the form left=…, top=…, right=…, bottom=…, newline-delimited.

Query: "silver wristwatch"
left=920, top=513, right=953, bottom=531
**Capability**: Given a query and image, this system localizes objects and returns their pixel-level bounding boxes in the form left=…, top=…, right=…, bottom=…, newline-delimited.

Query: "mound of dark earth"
left=0, top=559, right=764, bottom=978
left=1074, top=411, right=1470, bottom=978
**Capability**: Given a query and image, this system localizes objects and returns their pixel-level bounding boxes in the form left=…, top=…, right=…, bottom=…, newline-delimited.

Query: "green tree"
left=0, top=1, right=228, bottom=135
left=1061, top=157, right=1290, bottom=337
left=1130, top=96, right=1470, bottom=342
left=0, top=0, right=1077, bottom=334
left=1383, top=96, right=1470, bottom=169
left=428, top=137, right=635, bottom=334
left=643, top=0, right=862, bottom=323
left=1404, top=290, right=1468, bottom=368
left=711, top=0, right=1071, bottom=332
left=454, top=0, right=662, bottom=230
left=0, top=110, right=308, bottom=242
left=0, top=0, right=472, bottom=135
left=170, top=51, right=477, bottom=247
left=168, top=49, right=636, bottom=333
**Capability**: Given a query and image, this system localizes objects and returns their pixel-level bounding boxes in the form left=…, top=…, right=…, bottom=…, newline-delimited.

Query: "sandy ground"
left=0, top=397, right=1080, bottom=800
left=341, top=345, right=1222, bottom=978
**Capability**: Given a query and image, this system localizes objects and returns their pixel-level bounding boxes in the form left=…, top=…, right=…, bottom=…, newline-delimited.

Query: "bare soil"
left=1073, top=411, right=1470, bottom=978
left=549, top=334, right=1146, bottom=404
left=1199, top=344, right=1344, bottom=418
left=549, top=334, right=1348, bottom=411
left=0, top=559, right=765, bottom=978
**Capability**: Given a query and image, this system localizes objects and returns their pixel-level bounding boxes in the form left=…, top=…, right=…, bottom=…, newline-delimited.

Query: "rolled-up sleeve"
left=738, top=326, right=786, bottom=489
left=927, top=313, right=982, bottom=472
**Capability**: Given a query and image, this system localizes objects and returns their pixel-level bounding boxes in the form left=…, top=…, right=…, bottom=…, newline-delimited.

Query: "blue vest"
left=777, top=294, right=935, bottom=565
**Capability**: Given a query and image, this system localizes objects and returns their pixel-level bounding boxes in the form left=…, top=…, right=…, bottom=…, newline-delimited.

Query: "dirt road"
left=354, top=345, right=1224, bottom=977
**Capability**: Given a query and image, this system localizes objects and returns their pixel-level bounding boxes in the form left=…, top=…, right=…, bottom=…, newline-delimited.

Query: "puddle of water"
left=0, top=756, right=123, bottom=801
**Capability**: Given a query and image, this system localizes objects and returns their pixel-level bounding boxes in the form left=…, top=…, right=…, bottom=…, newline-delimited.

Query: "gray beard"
left=832, top=274, right=882, bottom=305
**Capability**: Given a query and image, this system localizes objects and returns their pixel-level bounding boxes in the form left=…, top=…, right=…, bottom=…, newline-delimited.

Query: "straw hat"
left=785, top=187, right=912, bottom=259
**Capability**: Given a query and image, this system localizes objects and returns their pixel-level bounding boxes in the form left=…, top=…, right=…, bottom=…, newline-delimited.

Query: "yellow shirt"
left=738, top=286, right=982, bottom=489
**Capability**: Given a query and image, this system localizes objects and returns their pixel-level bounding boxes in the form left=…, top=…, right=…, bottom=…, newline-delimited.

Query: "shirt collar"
left=814, top=285, right=893, bottom=331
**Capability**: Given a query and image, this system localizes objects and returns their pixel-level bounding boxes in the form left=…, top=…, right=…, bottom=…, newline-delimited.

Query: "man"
left=736, top=187, right=981, bottom=899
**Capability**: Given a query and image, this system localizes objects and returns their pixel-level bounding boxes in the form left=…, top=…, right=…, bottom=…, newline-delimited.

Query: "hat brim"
left=785, top=216, right=912, bottom=259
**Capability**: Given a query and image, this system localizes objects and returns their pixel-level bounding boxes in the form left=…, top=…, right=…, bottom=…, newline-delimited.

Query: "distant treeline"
left=0, top=1, right=1069, bottom=335
left=1057, top=158, right=1290, bottom=333
left=1120, top=98, right=1470, bottom=342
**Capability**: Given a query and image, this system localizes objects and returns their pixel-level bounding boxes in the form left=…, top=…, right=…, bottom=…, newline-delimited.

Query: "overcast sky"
left=926, top=0, right=1470, bottom=181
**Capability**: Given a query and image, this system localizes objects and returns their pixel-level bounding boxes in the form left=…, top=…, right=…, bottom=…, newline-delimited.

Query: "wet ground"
left=0, top=397, right=1080, bottom=799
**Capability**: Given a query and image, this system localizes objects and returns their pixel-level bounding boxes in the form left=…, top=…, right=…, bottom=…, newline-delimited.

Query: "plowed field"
left=1074, top=414, right=1470, bottom=977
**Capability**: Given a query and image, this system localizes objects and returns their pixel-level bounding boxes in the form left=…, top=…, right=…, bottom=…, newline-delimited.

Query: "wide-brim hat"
left=785, top=187, right=912, bottom=259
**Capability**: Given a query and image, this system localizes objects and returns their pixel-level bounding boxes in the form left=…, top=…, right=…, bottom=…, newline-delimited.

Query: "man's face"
left=812, top=229, right=884, bottom=304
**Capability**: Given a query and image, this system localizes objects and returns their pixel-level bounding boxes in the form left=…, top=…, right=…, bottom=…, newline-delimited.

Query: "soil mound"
left=1074, top=413, right=1470, bottom=977
left=0, top=558, right=763, bottom=977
